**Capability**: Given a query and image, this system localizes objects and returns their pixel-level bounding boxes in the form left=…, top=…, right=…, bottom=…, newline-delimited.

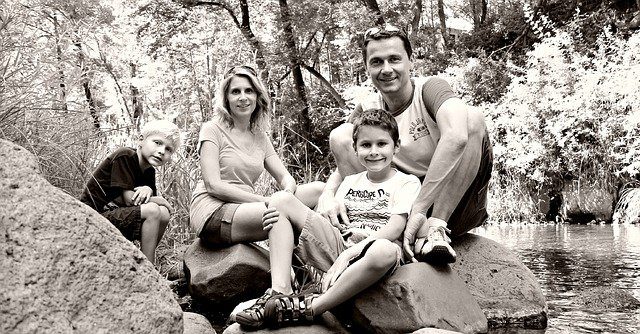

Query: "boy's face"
left=354, top=125, right=399, bottom=173
left=138, top=134, right=175, bottom=168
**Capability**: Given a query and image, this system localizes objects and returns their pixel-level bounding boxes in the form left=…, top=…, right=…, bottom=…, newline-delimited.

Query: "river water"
left=474, top=223, right=640, bottom=333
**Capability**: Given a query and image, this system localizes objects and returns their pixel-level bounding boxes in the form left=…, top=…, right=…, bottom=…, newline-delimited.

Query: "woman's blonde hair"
left=214, top=65, right=270, bottom=133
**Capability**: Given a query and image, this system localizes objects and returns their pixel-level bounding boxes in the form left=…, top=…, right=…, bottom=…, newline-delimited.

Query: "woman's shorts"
left=294, top=210, right=402, bottom=275
left=101, top=206, right=143, bottom=241
left=199, top=203, right=240, bottom=246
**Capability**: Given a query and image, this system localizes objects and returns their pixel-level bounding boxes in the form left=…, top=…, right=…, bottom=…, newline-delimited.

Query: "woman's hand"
left=262, top=206, right=279, bottom=231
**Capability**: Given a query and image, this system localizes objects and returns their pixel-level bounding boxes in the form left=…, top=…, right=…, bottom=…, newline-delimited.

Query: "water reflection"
left=474, top=223, right=640, bottom=334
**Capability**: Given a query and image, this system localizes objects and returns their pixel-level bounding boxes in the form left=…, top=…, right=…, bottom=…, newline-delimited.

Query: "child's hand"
left=132, top=186, right=153, bottom=205
left=321, top=246, right=359, bottom=292
left=262, top=207, right=279, bottom=231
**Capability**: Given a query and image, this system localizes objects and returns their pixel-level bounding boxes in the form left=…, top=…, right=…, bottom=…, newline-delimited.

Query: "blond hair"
left=214, top=66, right=270, bottom=133
left=140, top=119, right=181, bottom=149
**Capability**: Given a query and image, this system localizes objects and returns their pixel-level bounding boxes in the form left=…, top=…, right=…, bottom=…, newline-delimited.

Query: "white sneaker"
left=419, top=220, right=456, bottom=264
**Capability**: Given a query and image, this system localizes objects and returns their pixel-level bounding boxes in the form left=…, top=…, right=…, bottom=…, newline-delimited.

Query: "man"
left=316, top=25, right=493, bottom=264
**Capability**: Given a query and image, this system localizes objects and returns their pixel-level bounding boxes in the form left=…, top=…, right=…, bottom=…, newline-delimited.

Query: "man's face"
left=365, top=37, right=412, bottom=95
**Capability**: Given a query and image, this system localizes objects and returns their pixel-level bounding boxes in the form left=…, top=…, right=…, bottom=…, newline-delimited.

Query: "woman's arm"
left=200, top=141, right=267, bottom=203
left=264, top=154, right=297, bottom=193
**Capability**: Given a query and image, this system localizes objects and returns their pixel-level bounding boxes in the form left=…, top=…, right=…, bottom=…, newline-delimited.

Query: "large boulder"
left=0, top=140, right=183, bottom=333
left=223, top=312, right=349, bottom=334
left=184, top=239, right=270, bottom=306
left=184, top=312, right=217, bottom=334
left=350, top=263, right=488, bottom=334
left=450, top=233, right=547, bottom=329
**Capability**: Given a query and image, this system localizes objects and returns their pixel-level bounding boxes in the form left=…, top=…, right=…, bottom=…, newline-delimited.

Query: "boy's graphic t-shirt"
left=334, top=170, right=421, bottom=241
left=80, top=147, right=156, bottom=212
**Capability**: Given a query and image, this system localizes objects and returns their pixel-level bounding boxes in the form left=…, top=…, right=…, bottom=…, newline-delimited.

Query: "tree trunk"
left=411, top=0, right=423, bottom=38
left=75, top=39, right=100, bottom=130
left=278, top=0, right=311, bottom=139
left=437, top=0, right=449, bottom=49
left=52, top=13, right=68, bottom=111
left=130, top=63, right=143, bottom=131
left=300, top=64, right=346, bottom=108
left=361, top=0, right=385, bottom=25
left=187, top=0, right=268, bottom=82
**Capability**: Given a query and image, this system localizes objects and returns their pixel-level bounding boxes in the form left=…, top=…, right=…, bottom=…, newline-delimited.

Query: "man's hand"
left=262, top=207, right=279, bottom=231
left=316, top=191, right=350, bottom=230
left=132, top=186, right=153, bottom=205
left=403, top=212, right=428, bottom=263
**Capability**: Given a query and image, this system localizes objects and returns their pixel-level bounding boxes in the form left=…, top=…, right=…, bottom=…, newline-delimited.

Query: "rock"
left=349, top=263, right=488, bottom=334
left=450, top=234, right=547, bottom=329
left=411, top=329, right=463, bottom=334
left=0, top=140, right=183, bottom=333
left=223, top=312, right=349, bottom=334
left=184, top=312, right=216, bottom=334
left=561, top=181, right=614, bottom=223
left=576, top=286, right=640, bottom=310
left=184, top=239, right=270, bottom=307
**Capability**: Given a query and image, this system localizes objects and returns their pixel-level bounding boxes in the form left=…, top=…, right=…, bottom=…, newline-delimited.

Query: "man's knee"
left=365, top=240, right=398, bottom=271
left=329, top=123, right=354, bottom=157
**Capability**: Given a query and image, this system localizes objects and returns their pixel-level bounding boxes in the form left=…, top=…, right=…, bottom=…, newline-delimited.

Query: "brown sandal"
left=263, top=293, right=317, bottom=328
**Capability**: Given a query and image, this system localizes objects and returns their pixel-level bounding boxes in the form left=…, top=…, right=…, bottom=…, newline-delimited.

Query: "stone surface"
left=561, top=181, right=614, bottom=222
left=411, top=329, right=463, bottom=334
left=0, top=140, right=183, bottom=333
left=184, top=239, right=271, bottom=306
left=349, top=263, right=488, bottom=334
left=184, top=312, right=217, bottom=334
left=576, top=286, right=640, bottom=310
left=450, top=233, right=547, bottom=329
left=223, top=312, right=349, bottom=334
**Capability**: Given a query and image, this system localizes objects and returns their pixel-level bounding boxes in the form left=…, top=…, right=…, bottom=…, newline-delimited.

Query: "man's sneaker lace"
left=419, top=221, right=456, bottom=264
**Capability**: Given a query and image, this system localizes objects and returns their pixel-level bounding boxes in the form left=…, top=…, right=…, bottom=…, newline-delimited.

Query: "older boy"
left=235, top=109, right=421, bottom=329
left=80, top=120, right=180, bottom=264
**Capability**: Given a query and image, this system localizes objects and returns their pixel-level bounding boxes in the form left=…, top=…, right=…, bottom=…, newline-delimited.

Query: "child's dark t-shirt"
left=80, top=147, right=156, bottom=212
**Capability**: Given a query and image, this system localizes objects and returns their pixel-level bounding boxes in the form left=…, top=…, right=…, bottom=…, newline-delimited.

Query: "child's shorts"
left=294, top=210, right=402, bottom=275
left=198, top=203, right=239, bottom=246
left=101, top=206, right=143, bottom=241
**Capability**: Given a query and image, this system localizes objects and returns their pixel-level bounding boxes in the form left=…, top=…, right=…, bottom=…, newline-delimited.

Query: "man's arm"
left=411, top=97, right=481, bottom=220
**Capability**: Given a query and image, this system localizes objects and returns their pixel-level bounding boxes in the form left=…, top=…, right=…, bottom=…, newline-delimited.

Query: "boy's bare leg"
left=267, top=191, right=317, bottom=294
left=312, top=239, right=398, bottom=315
left=140, top=202, right=166, bottom=264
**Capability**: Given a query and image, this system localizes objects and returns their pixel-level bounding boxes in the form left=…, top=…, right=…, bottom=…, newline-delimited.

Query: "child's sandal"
left=236, top=288, right=284, bottom=329
left=263, top=293, right=317, bottom=328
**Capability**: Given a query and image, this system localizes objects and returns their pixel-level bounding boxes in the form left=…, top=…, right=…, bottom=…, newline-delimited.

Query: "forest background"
left=1, top=0, right=639, bottom=275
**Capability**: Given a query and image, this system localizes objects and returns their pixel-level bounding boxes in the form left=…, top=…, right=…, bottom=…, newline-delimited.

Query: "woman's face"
left=226, top=76, right=257, bottom=121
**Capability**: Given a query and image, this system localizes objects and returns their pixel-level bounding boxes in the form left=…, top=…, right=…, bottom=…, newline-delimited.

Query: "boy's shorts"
left=199, top=203, right=239, bottom=246
left=101, top=206, right=143, bottom=241
left=294, top=210, right=402, bottom=275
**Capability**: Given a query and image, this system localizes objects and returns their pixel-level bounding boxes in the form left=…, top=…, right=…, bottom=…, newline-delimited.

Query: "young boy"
left=235, top=109, right=421, bottom=329
left=80, top=120, right=180, bottom=264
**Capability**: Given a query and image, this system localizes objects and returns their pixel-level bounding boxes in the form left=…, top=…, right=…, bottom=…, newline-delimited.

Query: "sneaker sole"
left=419, top=245, right=456, bottom=265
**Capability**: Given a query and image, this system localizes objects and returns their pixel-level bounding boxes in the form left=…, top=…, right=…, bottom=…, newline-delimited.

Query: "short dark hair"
left=352, top=108, right=400, bottom=146
left=361, top=25, right=412, bottom=64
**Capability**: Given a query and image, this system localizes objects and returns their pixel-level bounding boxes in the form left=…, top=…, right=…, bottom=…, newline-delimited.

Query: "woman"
left=190, top=65, right=322, bottom=246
